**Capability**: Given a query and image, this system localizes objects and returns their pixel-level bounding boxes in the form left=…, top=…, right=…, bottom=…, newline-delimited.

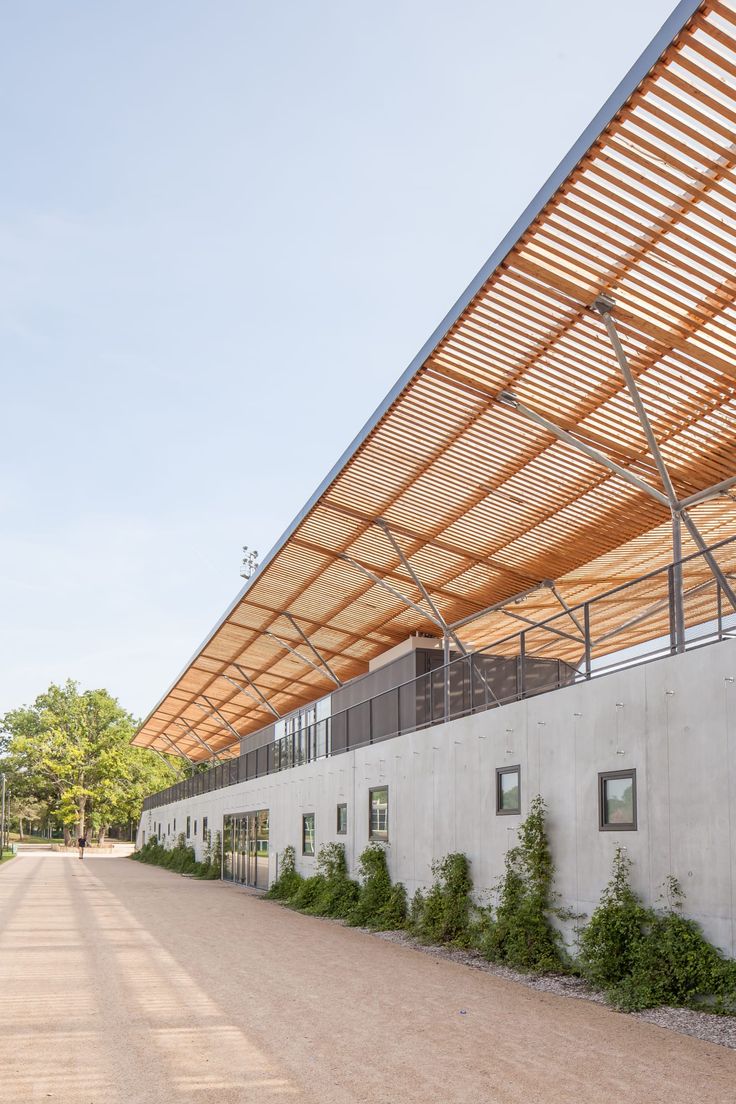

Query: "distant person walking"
left=77, top=836, right=87, bottom=860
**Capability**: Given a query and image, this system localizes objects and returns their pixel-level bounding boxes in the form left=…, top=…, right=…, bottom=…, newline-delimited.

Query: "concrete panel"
left=138, top=637, right=736, bottom=956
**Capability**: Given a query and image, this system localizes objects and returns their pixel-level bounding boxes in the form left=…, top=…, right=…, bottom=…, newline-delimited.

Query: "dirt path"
left=1, top=852, right=734, bottom=1104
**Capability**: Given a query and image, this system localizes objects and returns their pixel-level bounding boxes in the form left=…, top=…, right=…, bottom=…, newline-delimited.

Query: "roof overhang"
left=134, top=0, right=736, bottom=760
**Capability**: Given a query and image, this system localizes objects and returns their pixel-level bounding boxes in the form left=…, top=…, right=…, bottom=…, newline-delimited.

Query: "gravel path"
left=1, top=852, right=734, bottom=1104
left=373, top=930, right=736, bottom=1050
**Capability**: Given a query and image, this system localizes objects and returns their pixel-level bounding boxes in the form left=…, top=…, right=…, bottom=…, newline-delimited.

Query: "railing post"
left=443, top=632, right=450, bottom=722
left=469, top=655, right=475, bottom=714
left=672, top=513, right=685, bottom=653
left=667, top=564, right=677, bottom=654
left=717, top=582, right=723, bottom=641
left=583, top=603, right=591, bottom=679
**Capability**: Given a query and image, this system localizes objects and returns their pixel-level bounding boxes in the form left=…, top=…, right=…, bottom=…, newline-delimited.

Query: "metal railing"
left=142, top=534, right=736, bottom=811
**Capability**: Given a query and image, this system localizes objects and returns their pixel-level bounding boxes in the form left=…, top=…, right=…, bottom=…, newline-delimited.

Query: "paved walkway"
left=1, top=852, right=734, bottom=1104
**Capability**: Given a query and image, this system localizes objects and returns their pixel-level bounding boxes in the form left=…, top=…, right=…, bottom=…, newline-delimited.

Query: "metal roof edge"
left=134, top=0, right=703, bottom=745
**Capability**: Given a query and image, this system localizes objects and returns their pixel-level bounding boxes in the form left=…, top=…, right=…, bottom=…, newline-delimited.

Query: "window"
left=496, top=766, right=521, bottom=815
left=302, top=813, right=315, bottom=856
left=194, top=819, right=198, bottom=836
left=203, top=816, right=209, bottom=843
left=173, top=819, right=176, bottom=832
left=336, top=803, right=348, bottom=835
left=186, top=816, right=191, bottom=839
left=369, top=787, right=389, bottom=841
left=599, top=770, right=637, bottom=831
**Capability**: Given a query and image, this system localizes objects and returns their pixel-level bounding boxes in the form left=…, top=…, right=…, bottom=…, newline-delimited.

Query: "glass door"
left=223, top=810, right=269, bottom=888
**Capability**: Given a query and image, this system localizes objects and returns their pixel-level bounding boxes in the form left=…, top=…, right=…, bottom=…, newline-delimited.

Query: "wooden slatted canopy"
left=134, top=0, right=736, bottom=761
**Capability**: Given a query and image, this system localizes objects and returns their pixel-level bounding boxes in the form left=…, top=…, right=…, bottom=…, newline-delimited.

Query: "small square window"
left=336, top=803, right=348, bottom=835
left=369, top=787, right=389, bottom=841
left=302, top=813, right=315, bottom=856
left=599, top=770, right=637, bottom=831
left=496, top=766, right=521, bottom=815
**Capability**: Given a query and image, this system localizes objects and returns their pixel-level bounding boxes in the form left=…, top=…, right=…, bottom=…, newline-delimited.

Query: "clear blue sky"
left=0, top=0, right=677, bottom=719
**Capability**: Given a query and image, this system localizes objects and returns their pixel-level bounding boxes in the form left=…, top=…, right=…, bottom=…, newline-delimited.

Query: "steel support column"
left=374, top=519, right=468, bottom=657
left=265, top=631, right=341, bottom=684
left=680, top=475, right=736, bottom=509
left=232, top=664, right=281, bottom=718
left=671, top=512, right=686, bottom=653
left=595, top=296, right=736, bottom=619
left=199, top=696, right=242, bottom=747
left=225, top=666, right=281, bottom=719
left=677, top=509, right=736, bottom=613
left=497, top=391, right=670, bottom=508
left=157, top=732, right=194, bottom=763
left=338, top=553, right=446, bottom=631
left=281, top=613, right=342, bottom=686
left=172, top=717, right=225, bottom=763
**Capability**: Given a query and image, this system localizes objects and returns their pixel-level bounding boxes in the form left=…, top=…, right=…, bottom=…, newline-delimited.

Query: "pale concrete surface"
left=1, top=852, right=735, bottom=1104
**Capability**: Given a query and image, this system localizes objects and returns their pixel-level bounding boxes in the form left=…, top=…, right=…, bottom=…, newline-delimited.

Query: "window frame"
left=368, top=786, right=389, bottom=842
left=302, top=812, right=315, bottom=856
left=336, top=803, right=348, bottom=835
left=599, top=769, right=637, bottom=831
left=495, top=765, right=521, bottom=816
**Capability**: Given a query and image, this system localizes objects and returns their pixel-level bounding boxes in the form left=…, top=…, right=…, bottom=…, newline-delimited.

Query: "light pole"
left=0, top=773, right=6, bottom=858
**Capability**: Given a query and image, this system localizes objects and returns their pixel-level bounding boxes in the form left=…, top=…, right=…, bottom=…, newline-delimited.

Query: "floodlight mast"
left=240, top=546, right=259, bottom=580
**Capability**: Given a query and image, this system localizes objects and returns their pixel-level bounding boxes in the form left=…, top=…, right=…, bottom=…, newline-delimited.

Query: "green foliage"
left=348, top=844, right=407, bottom=930
left=266, top=842, right=405, bottom=929
left=580, top=856, right=736, bottom=1012
left=482, top=795, right=568, bottom=972
left=277, top=843, right=360, bottom=918
left=307, top=843, right=360, bottom=918
left=131, top=832, right=220, bottom=880
left=200, top=831, right=221, bottom=879
left=578, top=848, right=650, bottom=989
left=409, top=852, right=473, bottom=946
left=1, top=680, right=183, bottom=837
left=265, top=845, right=304, bottom=900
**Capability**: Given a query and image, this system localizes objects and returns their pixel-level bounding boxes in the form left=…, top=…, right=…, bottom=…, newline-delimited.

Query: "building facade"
left=139, top=633, right=736, bottom=956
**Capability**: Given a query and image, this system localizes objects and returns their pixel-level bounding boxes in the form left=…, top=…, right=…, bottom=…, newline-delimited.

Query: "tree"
left=1, top=680, right=182, bottom=844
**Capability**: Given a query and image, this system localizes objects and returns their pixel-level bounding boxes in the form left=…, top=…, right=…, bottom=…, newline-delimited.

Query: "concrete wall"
left=139, top=638, right=736, bottom=955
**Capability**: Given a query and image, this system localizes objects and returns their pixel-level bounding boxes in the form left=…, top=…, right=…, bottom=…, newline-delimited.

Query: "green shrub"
left=578, top=848, right=650, bottom=989
left=265, top=845, right=304, bottom=900
left=482, top=795, right=568, bottom=972
left=167, top=834, right=198, bottom=873
left=289, top=875, right=325, bottom=911
left=198, top=830, right=221, bottom=879
left=347, top=843, right=407, bottom=930
left=131, top=832, right=218, bottom=880
left=583, top=866, right=736, bottom=1012
left=268, top=842, right=360, bottom=917
left=409, top=852, right=473, bottom=946
left=306, top=843, right=360, bottom=918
